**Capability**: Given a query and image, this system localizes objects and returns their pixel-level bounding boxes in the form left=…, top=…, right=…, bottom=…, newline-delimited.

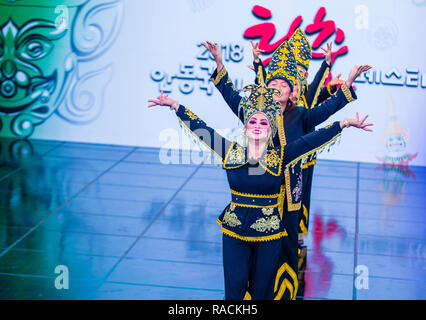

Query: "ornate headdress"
left=238, top=83, right=282, bottom=139
left=288, top=28, right=312, bottom=74
left=265, top=40, right=297, bottom=91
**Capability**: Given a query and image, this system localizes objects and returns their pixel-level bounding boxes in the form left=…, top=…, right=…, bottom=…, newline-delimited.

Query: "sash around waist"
left=230, top=189, right=279, bottom=208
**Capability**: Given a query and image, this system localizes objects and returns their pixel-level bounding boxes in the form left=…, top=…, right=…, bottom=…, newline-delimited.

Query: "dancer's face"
left=246, top=113, right=270, bottom=142
left=297, top=65, right=309, bottom=81
left=268, top=79, right=291, bottom=105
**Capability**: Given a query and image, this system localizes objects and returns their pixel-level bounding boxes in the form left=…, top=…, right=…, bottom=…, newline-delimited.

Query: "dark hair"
left=286, top=99, right=294, bottom=110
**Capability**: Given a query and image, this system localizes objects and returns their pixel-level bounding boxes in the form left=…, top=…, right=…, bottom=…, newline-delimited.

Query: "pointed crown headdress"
left=265, top=40, right=297, bottom=91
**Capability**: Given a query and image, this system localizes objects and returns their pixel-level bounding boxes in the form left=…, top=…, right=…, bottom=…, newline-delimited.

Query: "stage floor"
left=0, top=138, right=425, bottom=300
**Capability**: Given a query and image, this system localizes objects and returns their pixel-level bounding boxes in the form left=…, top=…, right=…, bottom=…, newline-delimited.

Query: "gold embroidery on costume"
left=184, top=108, right=199, bottom=120
left=225, top=77, right=236, bottom=90
left=277, top=114, right=287, bottom=147
left=250, top=216, right=280, bottom=233
left=228, top=144, right=245, bottom=164
left=217, top=218, right=288, bottom=242
left=212, top=66, right=227, bottom=85
left=222, top=204, right=241, bottom=227
left=177, top=116, right=222, bottom=162
left=266, top=149, right=280, bottom=168
left=341, top=82, right=356, bottom=102
left=284, top=167, right=302, bottom=211
left=262, top=207, right=274, bottom=216
left=259, top=146, right=284, bottom=176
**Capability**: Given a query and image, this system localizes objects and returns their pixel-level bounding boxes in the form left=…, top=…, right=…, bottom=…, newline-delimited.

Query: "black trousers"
left=222, top=234, right=282, bottom=300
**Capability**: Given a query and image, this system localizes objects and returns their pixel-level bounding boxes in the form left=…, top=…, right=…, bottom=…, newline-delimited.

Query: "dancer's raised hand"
left=201, top=41, right=224, bottom=71
left=346, top=65, right=372, bottom=87
left=250, top=40, right=265, bottom=63
left=340, top=113, right=374, bottom=132
left=147, top=91, right=179, bottom=111
left=320, top=42, right=333, bottom=66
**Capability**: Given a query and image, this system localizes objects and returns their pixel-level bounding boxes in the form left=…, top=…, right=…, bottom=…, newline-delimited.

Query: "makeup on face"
left=246, top=113, right=270, bottom=140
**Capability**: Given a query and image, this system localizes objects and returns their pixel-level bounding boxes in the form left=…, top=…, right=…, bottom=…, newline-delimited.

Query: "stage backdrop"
left=0, top=0, right=425, bottom=166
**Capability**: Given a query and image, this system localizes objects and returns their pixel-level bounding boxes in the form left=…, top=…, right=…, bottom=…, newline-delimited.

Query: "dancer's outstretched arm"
left=302, top=65, right=372, bottom=131
left=202, top=41, right=244, bottom=122
left=284, top=113, right=373, bottom=168
left=304, top=42, right=333, bottom=108
left=148, top=91, right=232, bottom=161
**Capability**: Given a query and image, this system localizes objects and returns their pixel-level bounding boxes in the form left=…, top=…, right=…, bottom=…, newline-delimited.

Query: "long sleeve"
left=314, top=82, right=337, bottom=107
left=253, top=59, right=267, bottom=85
left=210, top=66, right=243, bottom=122
left=176, top=104, right=232, bottom=161
left=302, top=82, right=357, bottom=132
left=305, top=60, right=330, bottom=108
left=282, top=121, right=342, bottom=169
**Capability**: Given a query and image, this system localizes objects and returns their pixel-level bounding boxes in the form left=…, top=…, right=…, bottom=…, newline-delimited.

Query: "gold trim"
left=341, top=82, right=356, bottom=102
left=277, top=114, right=287, bottom=147
left=302, top=204, right=308, bottom=220
left=258, top=146, right=284, bottom=177
left=302, top=94, right=309, bottom=109
left=274, top=262, right=299, bottom=300
left=277, top=184, right=285, bottom=219
left=301, top=159, right=316, bottom=169
left=311, top=67, right=329, bottom=108
left=298, top=247, right=307, bottom=270
left=211, top=66, right=228, bottom=86
left=326, top=82, right=333, bottom=95
left=222, top=141, right=247, bottom=169
left=274, top=279, right=289, bottom=300
left=230, top=189, right=279, bottom=198
left=286, top=130, right=342, bottom=169
left=257, top=64, right=265, bottom=85
left=177, top=117, right=222, bottom=161
left=299, top=219, right=308, bottom=235
left=284, top=167, right=302, bottom=211
left=217, top=219, right=288, bottom=242
left=284, top=127, right=341, bottom=211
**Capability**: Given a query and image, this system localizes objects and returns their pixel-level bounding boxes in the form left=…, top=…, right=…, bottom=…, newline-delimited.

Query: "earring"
left=268, top=133, right=274, bottom=148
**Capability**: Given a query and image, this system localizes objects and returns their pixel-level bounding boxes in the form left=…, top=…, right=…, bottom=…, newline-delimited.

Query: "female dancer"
left=147, top=84, right=372, bottom=300
left=202, top=38, right=372, bottom=298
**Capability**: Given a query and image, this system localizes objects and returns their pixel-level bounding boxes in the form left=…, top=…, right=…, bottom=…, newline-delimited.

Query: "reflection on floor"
left=0, top=137, right=425, bottom=300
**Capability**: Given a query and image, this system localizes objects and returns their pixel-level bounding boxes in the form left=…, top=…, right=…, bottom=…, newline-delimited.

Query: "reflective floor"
left=0, top=137, right=425, bottom=300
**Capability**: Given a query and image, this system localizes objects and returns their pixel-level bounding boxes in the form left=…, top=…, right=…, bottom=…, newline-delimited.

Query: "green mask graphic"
left=0, top=0, right=123, bottom=138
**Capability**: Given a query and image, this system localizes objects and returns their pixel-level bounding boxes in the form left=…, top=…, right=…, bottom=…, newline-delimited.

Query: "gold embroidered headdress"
left=288, top=28, right=312, bottom=99
left=238, top=83, right=282, bottom=139
left=265, top=40, right=297, bottom=91
left=288, top=28, right=312, bottom=74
